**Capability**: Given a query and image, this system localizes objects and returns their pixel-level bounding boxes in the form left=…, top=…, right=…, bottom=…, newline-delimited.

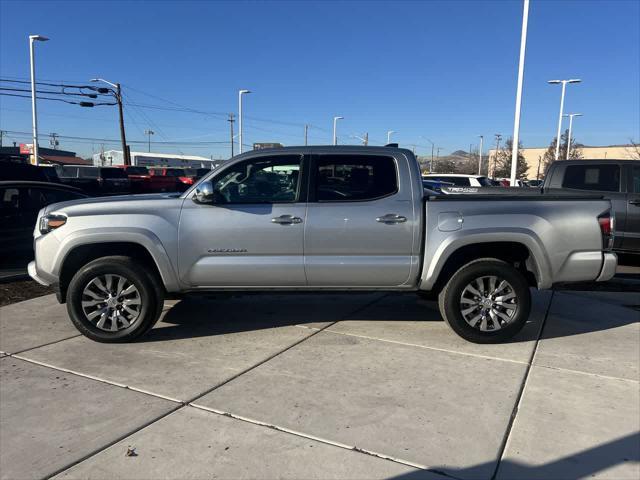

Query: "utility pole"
left=304, top=124, right=308, bottom=146
left=228, top=113, right=235, bottom=158
left=144, top=129, right=154, bottom=153
left=364, top=132, right=368, bottom=146
left=493, top=134, right=502, bottom=178
left=435, top=147, right=442, bottom=172
left=49, top=132, right=59, bottom=150
left=478, top=135, right=484, bottom=175
left=90, top=79, right=131, bottom=165
left=0, top=130, right=3, bottom=147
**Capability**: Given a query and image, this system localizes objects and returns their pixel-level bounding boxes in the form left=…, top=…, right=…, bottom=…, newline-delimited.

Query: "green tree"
left=492, top=137, right=529, bottom=179
left=543, top=129, right=583, bottom=174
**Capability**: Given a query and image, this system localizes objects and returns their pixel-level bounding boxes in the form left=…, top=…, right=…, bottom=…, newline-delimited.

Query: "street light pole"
left=493, top=133, right=502, bottom=178
left=548, top=78, right=581, bottom=160
left=238, top=89, right=251, bottom=154
left=304, top=124, right=308, bottom=146
left=332, top=116, right=343, bottom=145
left=90, top=78, right=130, bottom=165
left=510, top=0, right=529, bottom=187
left=29, top=34, right=49, bottom=166
left=478, top=135, right=484, bottom=175
left=144, top=129, right=154, bottom=153
left=564, top=113, right=582, bottom=159
left=387, top=130, right=395, bottom=144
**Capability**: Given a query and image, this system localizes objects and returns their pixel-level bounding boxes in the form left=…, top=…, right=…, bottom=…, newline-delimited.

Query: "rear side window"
left=78, top=167, right=100, bottom=178
left=315, top=155, right=397, bottom=201
left=428, top=176, right=471, bottom=187
left=632, top=166, right=640, bottom=193
left=40, top=188, right=85, bottom=204
left=562, top=165, right=620, bottom=192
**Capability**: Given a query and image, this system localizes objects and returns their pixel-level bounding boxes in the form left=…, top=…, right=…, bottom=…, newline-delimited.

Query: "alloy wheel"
left=459, top=275, right=518, bottom=331
left=81, top=274, right=141, bottom=332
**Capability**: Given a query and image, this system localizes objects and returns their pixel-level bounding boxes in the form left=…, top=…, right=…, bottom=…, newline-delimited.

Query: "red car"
left=148, top=167, right=195, bottom=192
left=117, top=166, right=177, bottom=193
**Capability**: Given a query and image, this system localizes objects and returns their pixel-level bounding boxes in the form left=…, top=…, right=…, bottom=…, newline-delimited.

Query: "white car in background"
left=423, top=174, right=497, bottom=187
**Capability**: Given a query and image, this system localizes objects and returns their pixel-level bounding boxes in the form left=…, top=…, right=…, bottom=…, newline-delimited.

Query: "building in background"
left=93, top=150, right=223, bottom=169
left=0, top=145, right=89, bottom=165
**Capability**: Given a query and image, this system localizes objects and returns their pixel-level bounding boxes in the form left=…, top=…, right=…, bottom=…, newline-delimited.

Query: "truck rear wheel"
left=66, top=256, right=164, bottom=342
left=438, top=259, right=531, bottom=343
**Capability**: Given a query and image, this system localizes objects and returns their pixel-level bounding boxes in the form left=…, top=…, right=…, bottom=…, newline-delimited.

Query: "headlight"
left=39, top=214, right=67, bottom=234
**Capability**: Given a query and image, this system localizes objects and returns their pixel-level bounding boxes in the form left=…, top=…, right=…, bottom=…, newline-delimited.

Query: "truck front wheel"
left=66, top=256, right=164, bottom=342
left=438, top=259, right=531, bottom=343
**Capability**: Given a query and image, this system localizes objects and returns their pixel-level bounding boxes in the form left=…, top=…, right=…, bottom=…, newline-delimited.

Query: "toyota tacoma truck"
left=29, top=146, right=617, bottom=344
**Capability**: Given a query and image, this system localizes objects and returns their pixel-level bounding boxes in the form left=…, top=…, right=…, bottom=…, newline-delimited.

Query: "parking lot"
left=0, top=283, right=638, bottom=480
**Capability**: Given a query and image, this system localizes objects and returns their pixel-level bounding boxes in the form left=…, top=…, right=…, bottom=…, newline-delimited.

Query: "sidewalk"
left=0, top=289, right=638, bottom=479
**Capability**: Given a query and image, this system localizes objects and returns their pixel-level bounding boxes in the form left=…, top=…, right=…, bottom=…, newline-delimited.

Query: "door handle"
left=271, top=215, right=303, bottom=225
left=376, top=214, right=407, bottom=224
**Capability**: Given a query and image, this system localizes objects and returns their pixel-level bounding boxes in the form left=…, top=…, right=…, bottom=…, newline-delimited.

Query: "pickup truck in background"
left=117, top=165, right=177, bottom=193
left=543, top=159, right=639, bottom=258
left=55, top=165, right=131, bottom=196
left=29, top=146, right=617, bottom=344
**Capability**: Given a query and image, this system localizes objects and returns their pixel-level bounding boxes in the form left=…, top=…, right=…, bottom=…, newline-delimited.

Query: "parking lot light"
left=238, top=89, right=251, bottom=154
left=332, top=116, right=343, bottom=145
left=548, top=78, right=581, bottom=160
left=563, top=113, right=583, bottom=159
left=387, top=130, right=395, bottom=144
left=29, top=34, right=49, bottom=166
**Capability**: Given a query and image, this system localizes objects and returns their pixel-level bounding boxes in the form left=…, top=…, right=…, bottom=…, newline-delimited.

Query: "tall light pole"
left=564, top=113, right=582, bottom=159
left=493, top=133, right=502, bottom=178
left=29, top=34, right=49, bottom=166
left=387, top=130, right=395, bottom=144
left=304, top=124, right=308, bottom=146
left=90, top=78, right=130, bottom=165
left=332, top=116, right=343, bottom=145
left=144, top=129, right=155, bottom=153
left=238, top=89, right=251, bottom=154
left=548, top=78, right=581, bottom=160
left=420, top=136, right=435, bottom=172
left=510, top=0, right=529, bottom=187
left=477, top=135, right=484, bottom=175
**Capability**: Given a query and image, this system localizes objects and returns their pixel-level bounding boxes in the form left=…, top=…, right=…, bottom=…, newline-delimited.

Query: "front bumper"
left=28, top=261, right=53, bottom=286
left=595, top=253, right=617, bottom=282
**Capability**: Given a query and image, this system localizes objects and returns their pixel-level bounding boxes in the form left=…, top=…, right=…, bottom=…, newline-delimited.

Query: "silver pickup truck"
left=29, top=146, right=617, bottom=344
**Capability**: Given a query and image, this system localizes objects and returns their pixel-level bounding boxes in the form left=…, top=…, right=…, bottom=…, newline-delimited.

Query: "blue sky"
left=1, top=0, right=639, bottom=159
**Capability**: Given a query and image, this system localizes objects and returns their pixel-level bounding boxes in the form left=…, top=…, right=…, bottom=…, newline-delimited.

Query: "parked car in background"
left=526, top=179, right=544, bottom=188
left=55, top=166, right=131, bottom=196
left=424, top=174, right=496, bottom=187
left=422, top=178, right=454, bottom=192
left=30, top=146, right=616, bottom=345
left=117, top=165, right=177, bottom=193
left=147, top=167, right=189, bottom=191
left=0, top=161, right=60, bottom=183
left=544, top=159, right=639, bottom=257
left=0, top=181, right=87, bottom=267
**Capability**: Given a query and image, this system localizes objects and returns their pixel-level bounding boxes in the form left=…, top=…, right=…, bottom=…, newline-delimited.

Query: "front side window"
left=632, top=166, right=640, bottom=193
left=212, top=155, right=301, bottom=204
left=315, top=155, right=397, bottom=201
left=562, top=165, right=620, bottom=192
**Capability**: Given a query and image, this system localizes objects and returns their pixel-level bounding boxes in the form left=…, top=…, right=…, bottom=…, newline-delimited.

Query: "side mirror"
left=193, top=181, right=214, bottom=204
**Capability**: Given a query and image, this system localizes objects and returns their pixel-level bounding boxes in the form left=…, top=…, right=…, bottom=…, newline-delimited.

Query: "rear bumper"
left=595, top=253, right=618, bottom=282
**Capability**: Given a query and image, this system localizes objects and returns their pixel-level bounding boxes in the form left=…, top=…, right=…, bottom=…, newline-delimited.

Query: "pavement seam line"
left=9, top=354, right=184, bottom=404
left=297, top=325, right=530, bottom=365
left=44, top=294, right=391, bottom=478
left=533, top=363, right=640, bottom=384
left=188, top=403, right=461, bottom=480
left=490, top=290, right=555, bottom=480
left=5, top=333, right=83, bottom=356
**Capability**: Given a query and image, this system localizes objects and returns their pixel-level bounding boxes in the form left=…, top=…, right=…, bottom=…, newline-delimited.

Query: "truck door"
left=178, top=154, right=307, bottom=287
left=304, top=152, right=418, bottom=287
left=623, top=165, right=640, bottom=253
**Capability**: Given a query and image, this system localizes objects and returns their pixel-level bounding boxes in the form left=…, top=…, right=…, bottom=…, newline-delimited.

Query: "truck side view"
left=29, top=146, right=617, bottom=344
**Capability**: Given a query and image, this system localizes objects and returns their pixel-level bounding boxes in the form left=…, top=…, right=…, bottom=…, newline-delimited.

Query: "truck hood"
left=43, top=192, right=182, bottom=216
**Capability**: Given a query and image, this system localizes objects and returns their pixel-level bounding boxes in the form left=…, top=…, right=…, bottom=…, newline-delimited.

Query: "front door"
left=304, top=152, right=417, bottom=287
left=178, top=154, right=307, bottom=287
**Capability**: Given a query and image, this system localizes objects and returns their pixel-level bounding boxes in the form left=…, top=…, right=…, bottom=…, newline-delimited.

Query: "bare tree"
left=493, top=137, right=529, bottom=179
left=627, top=139, right=640, bottom=160
left=543, top=128, right=583, bottom=174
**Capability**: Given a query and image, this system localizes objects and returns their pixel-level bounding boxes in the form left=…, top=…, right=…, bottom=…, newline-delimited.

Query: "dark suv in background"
left=55, top=166, right=131, bottom=195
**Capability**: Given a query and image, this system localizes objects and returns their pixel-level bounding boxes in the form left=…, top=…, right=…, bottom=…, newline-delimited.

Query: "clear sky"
left=1, top=0, right=639, bottom=159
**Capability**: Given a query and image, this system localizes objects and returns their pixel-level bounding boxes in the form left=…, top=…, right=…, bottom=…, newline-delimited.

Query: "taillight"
left=179, top=176, right=194, bottom=185
left=598, top=211, right=615, bottom=250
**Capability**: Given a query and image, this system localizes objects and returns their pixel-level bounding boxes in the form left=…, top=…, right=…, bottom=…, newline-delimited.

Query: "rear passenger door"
left=560, top=163, right=627, bottom=250
left=304, top=152, right=418, bottom=287
left=623, top=165, right=640, bottom=252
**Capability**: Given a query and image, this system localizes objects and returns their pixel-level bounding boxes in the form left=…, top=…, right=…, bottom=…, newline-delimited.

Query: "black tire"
left=66, top=255, right=164, bottom=343
left=438, top=258, right=531, bottom=343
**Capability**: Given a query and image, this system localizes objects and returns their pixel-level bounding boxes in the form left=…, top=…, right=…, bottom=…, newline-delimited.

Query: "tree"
left=492, top=137, right=529, bottom=179
left=627, top=139, right=640, bottom=160
left=543, top=129, right=583, bottom=174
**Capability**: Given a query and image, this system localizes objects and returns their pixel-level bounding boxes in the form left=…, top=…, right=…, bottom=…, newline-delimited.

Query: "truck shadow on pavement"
left=389, top=431, right=640, bottom=480
left=137, top=290, right=638, bottom=344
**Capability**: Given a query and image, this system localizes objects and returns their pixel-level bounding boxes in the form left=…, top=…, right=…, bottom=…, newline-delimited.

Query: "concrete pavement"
left=0, top=289, right=638, bottom=479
